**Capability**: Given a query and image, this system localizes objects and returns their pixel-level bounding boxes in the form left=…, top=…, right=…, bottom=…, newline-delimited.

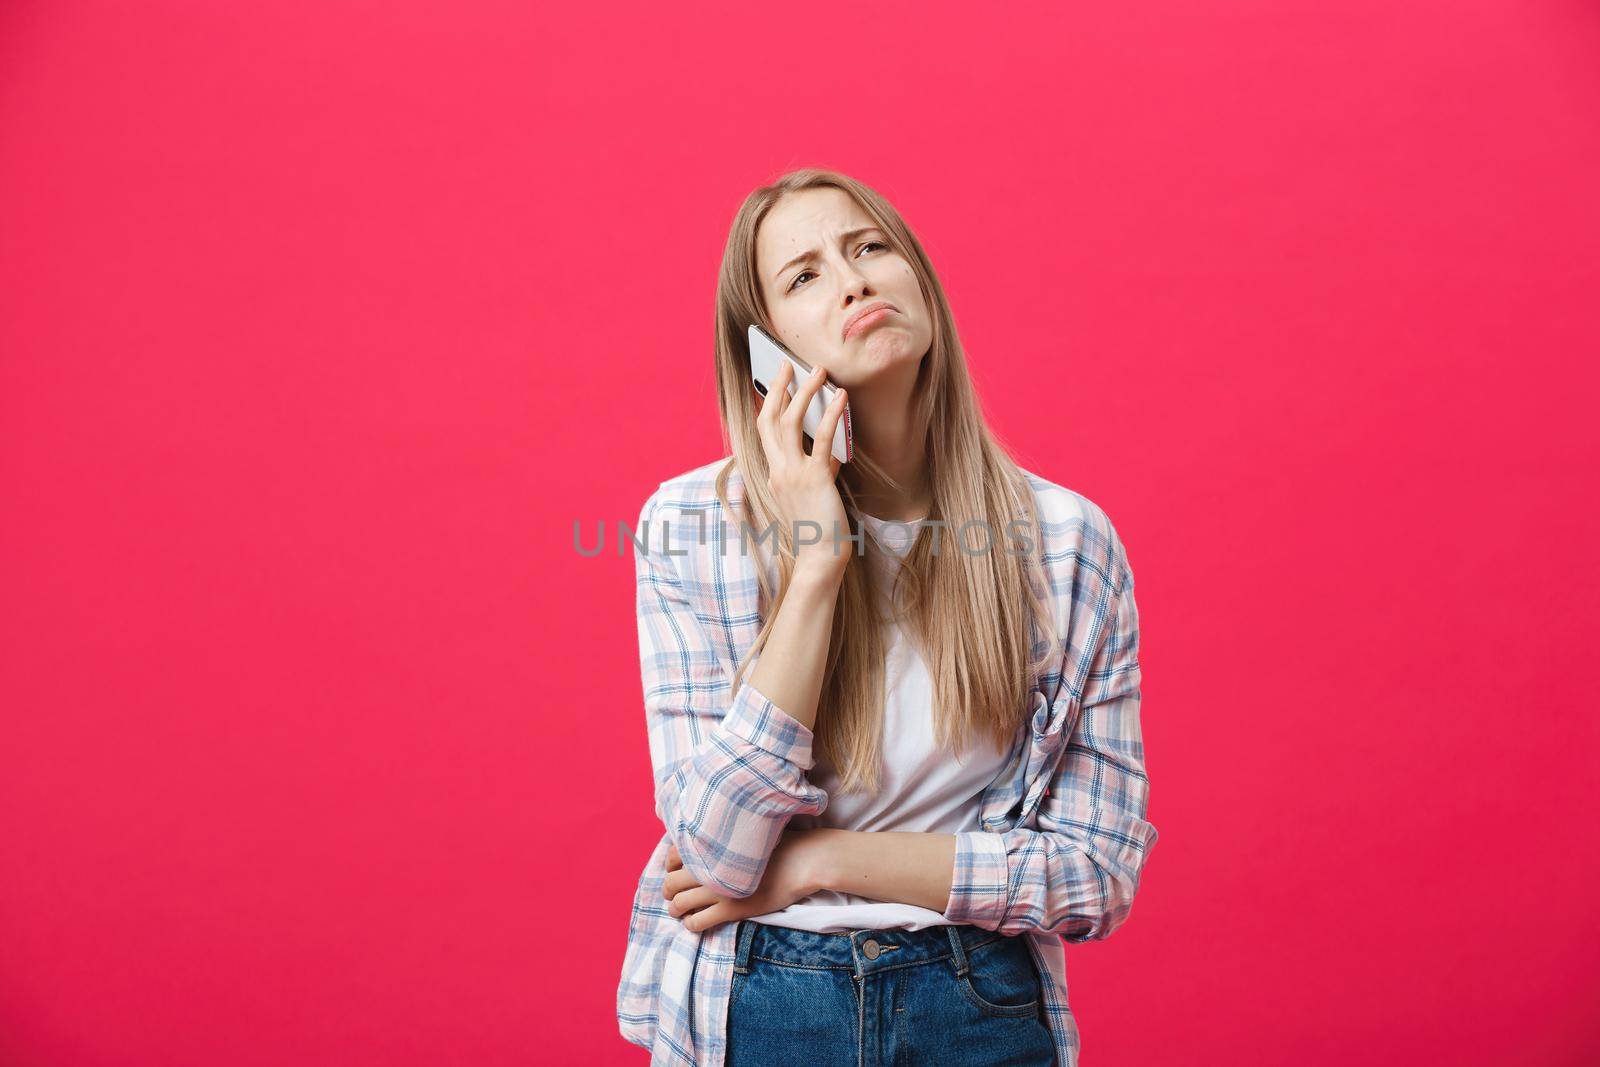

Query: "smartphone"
left=747, top=323, right=854, bottom=464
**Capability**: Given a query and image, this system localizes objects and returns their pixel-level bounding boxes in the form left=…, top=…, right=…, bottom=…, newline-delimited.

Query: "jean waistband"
left=732, top=920, right=1008, bottom=978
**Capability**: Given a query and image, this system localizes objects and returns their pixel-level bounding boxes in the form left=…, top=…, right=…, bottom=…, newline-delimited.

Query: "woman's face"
left=755, top=187, right=932, bottom=391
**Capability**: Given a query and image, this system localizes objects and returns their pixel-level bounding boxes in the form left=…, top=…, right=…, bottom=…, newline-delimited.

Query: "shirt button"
left=862, top=939, right=881, bottom=960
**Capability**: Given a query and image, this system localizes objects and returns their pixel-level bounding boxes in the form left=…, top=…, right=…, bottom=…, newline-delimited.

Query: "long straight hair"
left=711, top=167, right=1060, bottom=796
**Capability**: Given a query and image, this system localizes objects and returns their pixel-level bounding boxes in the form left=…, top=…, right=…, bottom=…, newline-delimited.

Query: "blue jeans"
left=726, top=920, right=1056, bottom=1067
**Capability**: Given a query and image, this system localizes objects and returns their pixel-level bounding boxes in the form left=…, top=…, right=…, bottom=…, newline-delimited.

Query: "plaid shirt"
left=616, top=456, right=1157, bottom=1066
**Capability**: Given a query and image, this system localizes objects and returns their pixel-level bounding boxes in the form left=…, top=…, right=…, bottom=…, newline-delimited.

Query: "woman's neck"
left=844, top=360, right=932, bottom=521
left=850, top=445, right=932, bottom=522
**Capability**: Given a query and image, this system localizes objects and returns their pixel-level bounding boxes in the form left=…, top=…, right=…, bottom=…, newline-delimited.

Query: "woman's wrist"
left=792, top=554, right=848, bottom=590
left=800, top=828, right=845, bottom=894
left=801, top=830, right=958, bottom=913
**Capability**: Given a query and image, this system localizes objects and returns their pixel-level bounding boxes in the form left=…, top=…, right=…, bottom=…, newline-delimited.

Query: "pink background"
left=2, top=2, right=1597, bottom=1064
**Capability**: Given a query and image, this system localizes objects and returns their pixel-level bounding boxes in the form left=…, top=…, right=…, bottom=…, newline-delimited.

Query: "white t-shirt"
left=743, top=511, right=1016, bottom=933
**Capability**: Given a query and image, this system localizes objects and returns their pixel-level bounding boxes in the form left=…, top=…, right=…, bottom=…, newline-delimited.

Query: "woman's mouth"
left=843, top=305, right=896, bottom=341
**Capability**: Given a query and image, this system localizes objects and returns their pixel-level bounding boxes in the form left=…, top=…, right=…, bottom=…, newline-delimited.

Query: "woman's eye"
left=786, top=242, right=889, bottom=292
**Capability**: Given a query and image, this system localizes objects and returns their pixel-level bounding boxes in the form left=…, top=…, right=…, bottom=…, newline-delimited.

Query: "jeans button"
left=862, top=939, right=881, bottom=960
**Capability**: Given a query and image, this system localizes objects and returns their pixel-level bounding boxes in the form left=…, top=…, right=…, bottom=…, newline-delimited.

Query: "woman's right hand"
left=755, top=359, right=851, bottom=581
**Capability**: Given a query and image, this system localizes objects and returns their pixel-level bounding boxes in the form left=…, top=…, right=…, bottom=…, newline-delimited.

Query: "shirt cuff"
left=944, top=830, right=1010, bottom=928
left=717, top=678, right=818, bottom=770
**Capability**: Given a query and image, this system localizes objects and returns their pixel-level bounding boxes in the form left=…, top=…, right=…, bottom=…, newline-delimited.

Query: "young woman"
left=616, top=168, right=1158, bottom=1067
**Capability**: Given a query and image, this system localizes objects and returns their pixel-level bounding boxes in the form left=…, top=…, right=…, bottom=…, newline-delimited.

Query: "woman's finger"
left=774, top=365, right=827, bottom=464
left=754, top=361, right=790, bottom=465
left=662, top=866, right=700, bottom=900
left=767, top=359, right=794, bottom=423
left=782, top=365, right=827, bottom=435
left=682, top=901, right=726, bottom=933
left=809, top=384, right=848, bottom=468
left=666, top=884, right=723, bottom=919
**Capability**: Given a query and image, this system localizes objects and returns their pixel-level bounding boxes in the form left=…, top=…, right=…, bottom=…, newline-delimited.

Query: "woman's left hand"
left=662, top=829, right=829, bottom=933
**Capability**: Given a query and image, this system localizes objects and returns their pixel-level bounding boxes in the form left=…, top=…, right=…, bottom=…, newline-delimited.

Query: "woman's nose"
left=840, top=272, right=872, bottom=301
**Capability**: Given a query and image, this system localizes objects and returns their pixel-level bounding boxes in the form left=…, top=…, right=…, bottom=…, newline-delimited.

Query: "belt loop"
left=733, top=920, right=758, bottom=975
left=945, top=923, right=969, bottom=978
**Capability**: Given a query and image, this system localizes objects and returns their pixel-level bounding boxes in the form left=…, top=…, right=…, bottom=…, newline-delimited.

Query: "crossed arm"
left=638, top=491, right=1157, bottom=940
left=805, top=829, right=957, bottom=912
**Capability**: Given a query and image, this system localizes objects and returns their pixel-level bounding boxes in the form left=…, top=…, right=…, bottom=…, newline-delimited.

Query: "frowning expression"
left=755, top=186, right=932, bottom=390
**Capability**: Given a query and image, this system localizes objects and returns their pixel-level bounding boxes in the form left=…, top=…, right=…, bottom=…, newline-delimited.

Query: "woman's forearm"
left=812, top=829, right=957, bottom=914
left=747, top=565, right=844, bottom=733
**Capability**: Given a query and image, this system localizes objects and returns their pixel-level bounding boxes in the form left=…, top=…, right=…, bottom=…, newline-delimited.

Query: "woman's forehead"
left=761, top=190, right=873, bottom=247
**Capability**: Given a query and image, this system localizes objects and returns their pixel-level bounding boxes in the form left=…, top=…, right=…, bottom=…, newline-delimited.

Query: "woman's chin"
left=846, top=334, right=921, bottom=376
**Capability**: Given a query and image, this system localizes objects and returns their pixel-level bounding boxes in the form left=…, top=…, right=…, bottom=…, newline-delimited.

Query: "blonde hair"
left=711, top=167, right=1060, bottom=795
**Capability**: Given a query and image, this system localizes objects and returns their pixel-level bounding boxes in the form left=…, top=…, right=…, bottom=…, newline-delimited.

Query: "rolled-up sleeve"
left=944, top=558, right=1157, bottom=941
left=634, top=490, right=829, bottom=899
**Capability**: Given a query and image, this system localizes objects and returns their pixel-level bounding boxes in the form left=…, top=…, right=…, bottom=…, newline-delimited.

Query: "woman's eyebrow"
left=772, top=227, right=885, bottom=281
